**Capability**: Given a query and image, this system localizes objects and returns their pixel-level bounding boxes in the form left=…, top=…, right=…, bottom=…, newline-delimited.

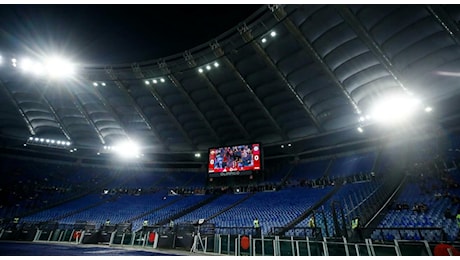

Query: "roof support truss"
left=183, top=50, right=253, bottom=142
left=63, top=85, right=106, bottom=145
left=0, top=80, right=35, bottom=136
left=131, top=63, right=197, bottom=149
left=426, top=5, right=460, bottom=46
left=270, top=5, right=362, bottom=117
left=210, top=41, right=290, bottom=141
left=158, top=60, right=222, bottom=144
left=334, top=5, right=410, bottom=93
left=238, top=23, right=325, bottom=132
left=200, top=73, right=252, bottom=140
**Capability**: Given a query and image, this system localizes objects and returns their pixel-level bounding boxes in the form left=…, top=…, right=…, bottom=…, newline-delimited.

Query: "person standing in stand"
left=253, top=217, right=261, bottom=237
left=308, top=215, right=320, bottom=239
left=351, top=216, right=363, bottom=242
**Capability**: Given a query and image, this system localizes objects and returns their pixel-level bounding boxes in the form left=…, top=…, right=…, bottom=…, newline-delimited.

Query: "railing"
left=2, top=225, right=443, bottom=256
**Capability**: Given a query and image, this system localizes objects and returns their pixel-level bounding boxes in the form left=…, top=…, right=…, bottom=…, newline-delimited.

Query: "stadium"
left=0, top=3, right=460, bottom=256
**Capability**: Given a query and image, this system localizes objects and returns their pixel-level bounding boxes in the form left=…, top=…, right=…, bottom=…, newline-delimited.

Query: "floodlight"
left=206, top=65, right=211, bottom=71
left=114, top=140, right=141, bottom=159
left=213, top=62, right=219, bottom=68
left=357, top=127, right=363, bottom=133
left=261, top=38, right=267, bottom=43
left=160, top=78, right=165, bottom=83
left=32, top=63, right=44, bottom=75
left=20, top=58, right=33, bottom=71
left=370, top=94, right=421, bottom=124
left=153, top=79, right=158, bottom=84
left=44, top=56, right=75, bottom=78
left=270, top=31, right=277, bottom=37
left=198, top=68, right=204, bottom=73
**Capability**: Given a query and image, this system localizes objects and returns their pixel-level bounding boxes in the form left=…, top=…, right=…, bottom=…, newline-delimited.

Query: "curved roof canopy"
left=0, top=4, right=459, bottom=165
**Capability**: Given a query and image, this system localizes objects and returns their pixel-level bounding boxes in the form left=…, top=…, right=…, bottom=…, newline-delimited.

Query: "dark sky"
left=0, top=4, right=262, bottom=65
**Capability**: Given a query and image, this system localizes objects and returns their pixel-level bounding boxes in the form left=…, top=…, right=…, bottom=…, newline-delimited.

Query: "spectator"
left=253, top=218, right=261, bottom=237
left=351, top=216, right=363, bottom=242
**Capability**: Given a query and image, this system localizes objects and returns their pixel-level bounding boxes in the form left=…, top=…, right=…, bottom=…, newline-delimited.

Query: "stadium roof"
left=0, top=4, right=459, bottom=166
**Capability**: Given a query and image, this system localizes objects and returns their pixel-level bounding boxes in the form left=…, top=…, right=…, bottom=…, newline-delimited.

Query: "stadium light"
left=44, top=56, right=75, bottom=79
left=145, top=77, right=166, bottom=84
left=198, top=61, right=220, bottom=74
left=93, top=81, right=106, bottom=87
left=113, top=140, right=141, bottom=159
left=19, top=58, right=33, bottom=71
left=370, top=94, right=421, bottom=124
left=26, top=136, right=72, bottom=149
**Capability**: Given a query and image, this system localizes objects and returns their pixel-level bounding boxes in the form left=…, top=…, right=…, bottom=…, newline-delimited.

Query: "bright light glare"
left=19, top=58, right=44, bottom=75
left=370, top=95, right=421, bottom=124
left=20, top=58, right=33, bottom=71
left=113, top=140, right=141, bottom=159
left=45, top=57, right=75, bottom=78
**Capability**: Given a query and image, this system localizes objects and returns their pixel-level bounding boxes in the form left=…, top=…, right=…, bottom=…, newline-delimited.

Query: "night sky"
left=0, top=4, right=262, bottom=65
